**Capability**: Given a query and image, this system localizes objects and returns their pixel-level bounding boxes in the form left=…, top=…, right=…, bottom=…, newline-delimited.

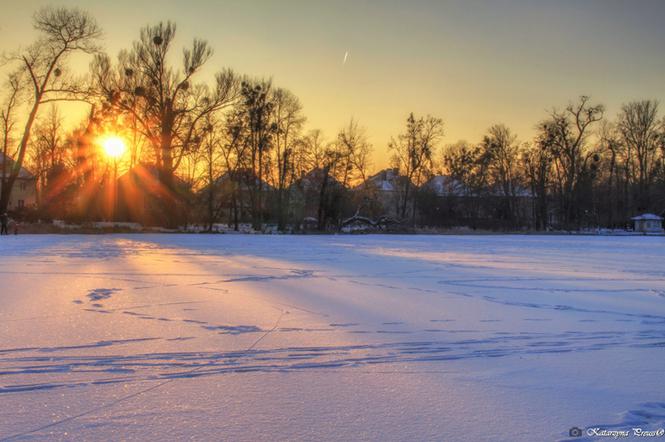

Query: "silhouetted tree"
left=617, top=100, right=661, bottom=211
left=389, top=113, right=443, bottom=224
left=270, top=88, right=305, bottom=230
left=28, top=106, right=64, bottom=201
left=0, top=7, right=101, bottom=214
left=236, top=79, right=278, bottom=230
left=221, top=110, right=252, bottom=230
left=521, top=141, right=549, bottom=230
left=1, top=75, right=21, bottom=199
left=92, top=21, right=239, bottom=226
left=479, top=124, right=521, bottom=226
left=336, top=119, right=372, bottom=188
left=538, top=96, right=604, bottom=228
left=194, top=115, right=223, bottom=231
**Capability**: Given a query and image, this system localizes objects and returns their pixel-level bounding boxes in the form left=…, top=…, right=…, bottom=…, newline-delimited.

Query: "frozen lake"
left=0, top=234, right=664, bottom=441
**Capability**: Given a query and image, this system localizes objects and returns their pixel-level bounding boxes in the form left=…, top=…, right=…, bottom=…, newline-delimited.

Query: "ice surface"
left=0, top=234, right=663, bottom=441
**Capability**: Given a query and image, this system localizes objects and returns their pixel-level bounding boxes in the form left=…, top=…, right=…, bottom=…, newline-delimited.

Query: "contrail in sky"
left=343, top=51, right=349, bottom=65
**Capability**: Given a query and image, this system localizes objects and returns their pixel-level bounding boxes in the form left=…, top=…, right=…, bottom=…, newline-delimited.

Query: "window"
left=17, top=200, right=24, bottom=209
left=19, top=181, right=26, bottom=191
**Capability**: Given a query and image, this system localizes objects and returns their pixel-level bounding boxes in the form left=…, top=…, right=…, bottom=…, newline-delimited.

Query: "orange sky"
left=2, top=0, right=665, bottom=170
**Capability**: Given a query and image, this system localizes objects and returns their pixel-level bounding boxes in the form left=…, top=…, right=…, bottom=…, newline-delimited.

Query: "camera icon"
left=569, top=427, right=583, bottom=437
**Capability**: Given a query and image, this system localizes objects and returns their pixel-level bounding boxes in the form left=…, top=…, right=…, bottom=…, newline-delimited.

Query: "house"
left=423, top=175, right=467, bottom=197
left=359, top=168, right=408, bottom=217
left=117, top=164, right=192, bottom=226
left=0, top=153, right=37, bottom=212
left=198, top=168, right=273, bottom=225
left=420, top=174, right=535, bottom=228
left=631, top=213, right=664, bottom=233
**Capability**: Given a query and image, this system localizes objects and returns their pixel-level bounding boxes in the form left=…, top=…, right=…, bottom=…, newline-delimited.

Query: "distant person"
left=0, top=212, right=8, bottom=235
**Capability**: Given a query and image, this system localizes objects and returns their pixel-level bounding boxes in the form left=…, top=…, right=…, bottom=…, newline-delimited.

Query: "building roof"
left=292, top=167, right=343, bottom=192
left=362, top=168, right=406, bottom=192
left=0, top=153, right=36, bottom=179
left=424, top=175, right=467, bottom=196
left=631, top=213, right=663, bottom=221
left=423, top=175, right=533, bottom=198
left=211, top=168, right=274, bottom=192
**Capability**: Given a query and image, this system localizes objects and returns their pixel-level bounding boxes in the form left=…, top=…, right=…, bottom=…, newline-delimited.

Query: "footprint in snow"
left=87, top=288, right=121, bottom=302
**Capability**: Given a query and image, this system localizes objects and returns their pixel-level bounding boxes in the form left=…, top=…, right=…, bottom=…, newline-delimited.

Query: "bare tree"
left=286, top=128, right=355, bottom=231
left=270, top=88, right=305, bottom=230
left=443, top=141, right=489, bottom=197
left=92, top=21, right=239, bottom=226
left=0, top=7, right=101, bottom=213
left=292, top=129, right=341, bottom=230
left=236, top=79, right=277, bottom=230
left=336, top=120, right=372, bottom=188
left=221, top=110, right=252, bottom=230
left=315, top=147, right=345, bottom=231
left=1, top=75, right=21, bottom=198
left=195, top=115, right=225, bottom=231
left=538, top=96, right=604, bottom=228
left=617, top=100, right=661, bottom=211
left=597, top=121, right=624, bottom=226
left=442, top=141, right=489, bottom=224
left=521, top=140, right=553, bottom=230
left=479, top=124, right=520, bottom=225
left=28, top=105, right=66, bottom=205
left=301, top=129, right=329, bottom=171
left=389, top=113, right=443, bottom=222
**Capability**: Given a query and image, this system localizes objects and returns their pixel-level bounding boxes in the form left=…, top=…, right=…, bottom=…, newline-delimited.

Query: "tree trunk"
left=607, top=151, right=616, bottom=227
left=206, top=155, right=215, bottom=231
left=254, top=149, right=263, bottom=231
left=0, top=98, right=41, bottom=213
left=317, top=166, right=331, bottom=231
left=158, top=111, right=177, bottom=228
left=401, top=180, right=411, bottom=220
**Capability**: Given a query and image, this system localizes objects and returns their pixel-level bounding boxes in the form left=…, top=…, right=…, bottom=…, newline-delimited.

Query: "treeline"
left=1, top=8, right=664, bottom=231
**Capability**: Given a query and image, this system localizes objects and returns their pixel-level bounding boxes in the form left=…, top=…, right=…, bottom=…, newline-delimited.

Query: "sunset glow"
left=99, top=135, right=127, bottom=159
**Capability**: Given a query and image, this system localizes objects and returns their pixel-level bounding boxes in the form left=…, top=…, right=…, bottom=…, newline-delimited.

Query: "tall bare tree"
left=301, top=129, right=329, bottom=171
left=92, top=21, right=239, bottom=225
left=336, top=119, right=372, bottom=188
left=28, top=105, right=66, bottom=205
left=597, top=121, right=624, bottom=226
left=1, top=75, right=21, bottom=199
left=0, top=7, right=101, bottom=213
left=521, top=139, right=553, bottom=230
left=236, top=79, right=277, bottom=230
left=479, top=124, right=520, bottom=225
left=389, top=113, right=443, bottom=222
left=195, top=115, right=225, bottom=231
left=617, top=100, right=661, bottom=211
left=539, top=96, right=604, bottom=228
left=442, top=141, right=490, bottom=223
left=221, top=110, right=252, bottom=230
left=271, top=88, right=305, bottom=230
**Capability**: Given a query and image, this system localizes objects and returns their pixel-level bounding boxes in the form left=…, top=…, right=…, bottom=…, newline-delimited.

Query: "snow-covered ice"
left=0, top=234, right=663, bottom=441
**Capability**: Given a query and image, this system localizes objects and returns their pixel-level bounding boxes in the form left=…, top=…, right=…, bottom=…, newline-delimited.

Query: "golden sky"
left=2, top=0, right=665, bottom=169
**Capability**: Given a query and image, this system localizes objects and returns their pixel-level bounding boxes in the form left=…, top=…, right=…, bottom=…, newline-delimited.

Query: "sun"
left=99, top=135, right=127, bottom=159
